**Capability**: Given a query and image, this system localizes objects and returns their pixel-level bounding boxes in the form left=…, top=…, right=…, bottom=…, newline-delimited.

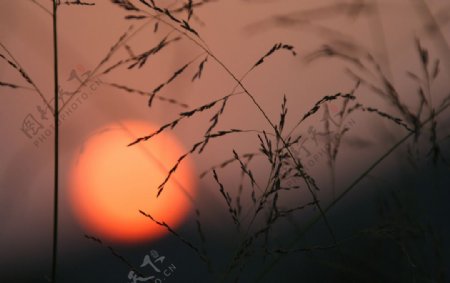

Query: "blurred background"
left=1, top=0, right=450, bottom=282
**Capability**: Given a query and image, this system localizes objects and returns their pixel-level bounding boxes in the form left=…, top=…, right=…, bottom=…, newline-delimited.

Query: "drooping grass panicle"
left=244, top=1, right=372, bottom=37
left=104, top=81, right=189, bottom=108
left=99, top=25, right=135, bottom=68
left=251, top=43, right=297, bottom=71
left=415, top=37, right=429, bottom=72
left=155, top=128, right=261, bottom=197
left=138, top=0, right=155, bottom=9
left=133, top=4, right=331, bottom=232
left=156, top=150, right=192, bottom=197
left=278, top=94, right=288, bottom=134
left=139, top=210, right=210, bottom=264
left=365, top=53, right=418, bottom=125
left=252, top=103, right=335, bottom=247
left=148, top=53, right=205, bottom=107
left=0, top=81, right=33, bottom=90
left=124, top=44, right=135, bottom=58
left=303, top=93, right=355, bottom=122
left=330, top=85, right=358, bottom=162
left=197, top=95, right=228, bottom=153
left=232, top=150, right=258, bottom=190
left=307, top=43, right=421, bottom=130
left=193, top=43, right=297, bottom=154
left=180, top=19, right=200, bottom=37
left=192, top=56, right=208, bottom=81
left=257, top=131, right=274, bottom=164
left=236, top=154, right=255, bottom=215
left=127, top=117, right=182, bottom=146
left=109, top=1, right=378, bottom=278
left=186, top=0, right=193, bottom=21
left=171, top=0, right=217, bottom=14
left=289, top=92, right=356, bottom=137
left=59, top=23, right=154, bottom=113
left=103, top=2, right=191, bottom=74
left=238, top=138, right=298, bottom=233
left=345, top=67, right=388, bottom=98
left=305, top=44, right=365, bottom=70
left=111, top=0, right=140, bottom=11
left=430, top=59, right=440, bottom=81
left=179, top=92, right=234, bottom=118
left=128, top=91, right=242, bottom=146
left=0, top=53, right=33, bottom=85
left=411, top=39, right=444, bottom=164
left=212, top=169, right=240, bottom=227
left=204, top=128, right=246, bottom=139
left=127, top=33, right=182, bottom=70
left=124, top=14, right=148, bottom=20
left=59, top=0, right=95, bottom=6
left=138, top=0, right=203, bottom=40
left=84, top=234, right=144, bottom=277
left=356, top=104, right=414, bottom=132
left=0, top=44, right=52, bottom=111
left=164, top=8, right=182, bottom=24
left=199, top=152, right=257, bottom=179
left=341, top=80, right=360, bottom=115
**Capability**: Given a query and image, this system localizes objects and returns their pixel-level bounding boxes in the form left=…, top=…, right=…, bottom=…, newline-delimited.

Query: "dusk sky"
left=1, top=1, right=449, bottom=282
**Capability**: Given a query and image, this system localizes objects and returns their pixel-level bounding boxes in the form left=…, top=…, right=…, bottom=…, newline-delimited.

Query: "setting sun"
left=68, top=120, right=196, bottom=244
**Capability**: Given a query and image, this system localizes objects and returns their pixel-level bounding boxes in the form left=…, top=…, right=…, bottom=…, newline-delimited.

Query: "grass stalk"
left=412, top=0, right=450, bottom=71
left=51, top=0, right=59, bottom=282
left=138, top=7, right=339, bottom=251
left=254, top=100, right=450, bottom=282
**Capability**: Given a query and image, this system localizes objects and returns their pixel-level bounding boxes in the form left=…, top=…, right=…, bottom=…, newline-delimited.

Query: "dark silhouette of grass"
left=1, top=1, right=449, bottom=282
left=0, top=43, right=52, bottom=110
left=106, top=8, right=449, bottom=275
left=51, top=1, right=59, bottom=282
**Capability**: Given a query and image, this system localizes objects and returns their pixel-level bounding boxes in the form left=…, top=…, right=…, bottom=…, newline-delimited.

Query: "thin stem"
left=368, top=0, right=392, bottom=79
left=51, top=0, right=59, bottom=282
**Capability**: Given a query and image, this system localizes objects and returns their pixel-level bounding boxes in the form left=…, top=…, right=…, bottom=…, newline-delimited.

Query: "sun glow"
left=69, top=120, right=196, bottom=244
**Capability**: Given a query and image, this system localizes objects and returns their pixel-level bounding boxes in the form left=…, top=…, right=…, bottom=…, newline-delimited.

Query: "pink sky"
left=0, top=0, right=449, bottom=280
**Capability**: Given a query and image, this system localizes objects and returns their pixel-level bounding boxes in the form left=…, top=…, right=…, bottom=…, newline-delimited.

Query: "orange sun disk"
left=69, top=120, right=196, bottom=244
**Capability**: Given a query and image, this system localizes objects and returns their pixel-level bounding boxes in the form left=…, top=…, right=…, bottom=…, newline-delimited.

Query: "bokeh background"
left=1, top=0, right=450, bottom=282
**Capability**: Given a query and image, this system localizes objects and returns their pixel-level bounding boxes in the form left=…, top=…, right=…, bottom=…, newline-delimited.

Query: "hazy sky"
left=1, top=0, right=449, bottom=282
